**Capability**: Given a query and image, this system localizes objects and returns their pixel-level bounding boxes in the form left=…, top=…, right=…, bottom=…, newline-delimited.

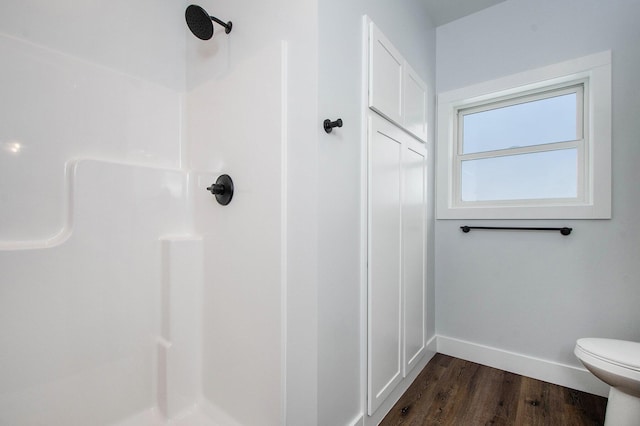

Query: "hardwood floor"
left=380, top=354, right=607, bottom=426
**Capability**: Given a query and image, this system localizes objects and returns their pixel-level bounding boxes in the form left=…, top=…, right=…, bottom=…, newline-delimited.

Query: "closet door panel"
left=369, top=23, right=403, bottom=125
left=367, top=115, right=402, bottom=415
left=403, top=144, right=427, bottom=375
left=403, top=65, right=428, bottom=142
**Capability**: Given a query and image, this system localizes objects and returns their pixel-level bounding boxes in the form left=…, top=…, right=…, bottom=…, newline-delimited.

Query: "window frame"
left=436, top=51, right=612, bottom=219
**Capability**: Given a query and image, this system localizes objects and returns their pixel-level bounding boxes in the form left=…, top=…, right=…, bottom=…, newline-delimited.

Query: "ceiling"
left=423, top=0, right=507, bottom=26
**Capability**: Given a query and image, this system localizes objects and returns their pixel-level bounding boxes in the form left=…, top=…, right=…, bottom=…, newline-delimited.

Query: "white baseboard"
left=427, top=334, right=438, bottom=353
left=437, top=335, right=609, bottom=397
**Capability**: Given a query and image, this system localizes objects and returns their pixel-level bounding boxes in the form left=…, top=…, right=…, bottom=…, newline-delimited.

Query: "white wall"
left=317, top=1, right=436, bottom=424
left=435, top=0, right=640, bottom=380
left=188, top=0, right=438, bottom=424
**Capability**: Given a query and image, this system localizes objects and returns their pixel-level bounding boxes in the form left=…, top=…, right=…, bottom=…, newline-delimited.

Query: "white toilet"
left=575, top=338, right=640, bottom=426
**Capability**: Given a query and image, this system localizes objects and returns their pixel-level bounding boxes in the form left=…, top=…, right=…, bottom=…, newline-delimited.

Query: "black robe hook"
left=324, top=118, right=343, bottom=133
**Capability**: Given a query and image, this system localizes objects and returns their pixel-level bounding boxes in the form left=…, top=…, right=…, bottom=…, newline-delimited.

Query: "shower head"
left=185, top=4, right=232, bottom=40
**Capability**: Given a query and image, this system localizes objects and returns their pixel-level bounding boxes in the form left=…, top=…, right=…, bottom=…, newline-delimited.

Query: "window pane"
left=461, top=149, right=578, bottom=202
left=462, top=93, right=578, bottom=154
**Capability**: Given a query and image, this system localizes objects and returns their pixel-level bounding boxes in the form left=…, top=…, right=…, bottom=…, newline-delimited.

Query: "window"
left=437, top=51, right=611, bottom=219
left=458, top=84, right=583, bottom=203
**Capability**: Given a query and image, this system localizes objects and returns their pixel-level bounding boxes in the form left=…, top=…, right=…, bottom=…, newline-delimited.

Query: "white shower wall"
left=185, top=0, right=319, bottom=424
left=0, top=161, right=191, bottom=424
left=188, top=40, right=286, bottom=426
left=0, top=0, right=195, bottom=424
left=0, top=0, right=319, bottom=425
left=0, top=25, right=183, bottom=246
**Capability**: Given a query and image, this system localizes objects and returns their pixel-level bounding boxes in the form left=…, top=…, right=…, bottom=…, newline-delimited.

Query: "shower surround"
left=0, top=0, right=318, bottom=425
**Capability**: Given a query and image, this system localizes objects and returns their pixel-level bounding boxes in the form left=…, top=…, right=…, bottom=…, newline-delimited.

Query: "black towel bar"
left=460, top=226, right=572, bottom=236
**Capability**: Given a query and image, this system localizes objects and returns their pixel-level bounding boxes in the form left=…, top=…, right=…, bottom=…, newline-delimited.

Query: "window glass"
left=462, top=92, right=578, bottom=154
left=437, top=51, right=612, bottom=219
left=461, top=148, right=578, bottom=202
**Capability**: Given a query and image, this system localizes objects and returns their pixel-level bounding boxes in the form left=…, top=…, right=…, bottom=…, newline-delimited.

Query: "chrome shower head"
left=185, top=4, right=232, bottom=40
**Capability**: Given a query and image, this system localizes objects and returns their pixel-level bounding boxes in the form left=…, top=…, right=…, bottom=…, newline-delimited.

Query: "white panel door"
left=402, top=141, right=427, bottom=376
left=403, top=64, right=428, bottom=142
left=369, top=22, right=403, bottom=125
left=367, top=113, right=403, bottom=416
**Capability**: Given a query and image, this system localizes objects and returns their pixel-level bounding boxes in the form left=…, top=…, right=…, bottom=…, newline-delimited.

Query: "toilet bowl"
left=575, top=338, right=640, bottom=426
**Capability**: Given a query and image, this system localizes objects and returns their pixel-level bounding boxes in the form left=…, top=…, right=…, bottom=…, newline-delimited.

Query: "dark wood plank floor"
left=380, top=354, right=607, bottom=426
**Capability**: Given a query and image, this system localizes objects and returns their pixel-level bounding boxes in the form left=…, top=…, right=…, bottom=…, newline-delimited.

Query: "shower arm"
left=209, top=15, right=232, bottom=33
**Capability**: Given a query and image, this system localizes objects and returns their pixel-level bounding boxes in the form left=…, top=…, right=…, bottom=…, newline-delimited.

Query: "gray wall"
left=317, top=0, right=436, bottom=424
left=435, top=0, right=640, bottom=368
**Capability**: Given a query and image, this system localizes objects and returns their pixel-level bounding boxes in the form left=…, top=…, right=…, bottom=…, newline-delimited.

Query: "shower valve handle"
left=206, top=183, right=225, bottom=194
left=206, top=174, right=234, bottom=206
